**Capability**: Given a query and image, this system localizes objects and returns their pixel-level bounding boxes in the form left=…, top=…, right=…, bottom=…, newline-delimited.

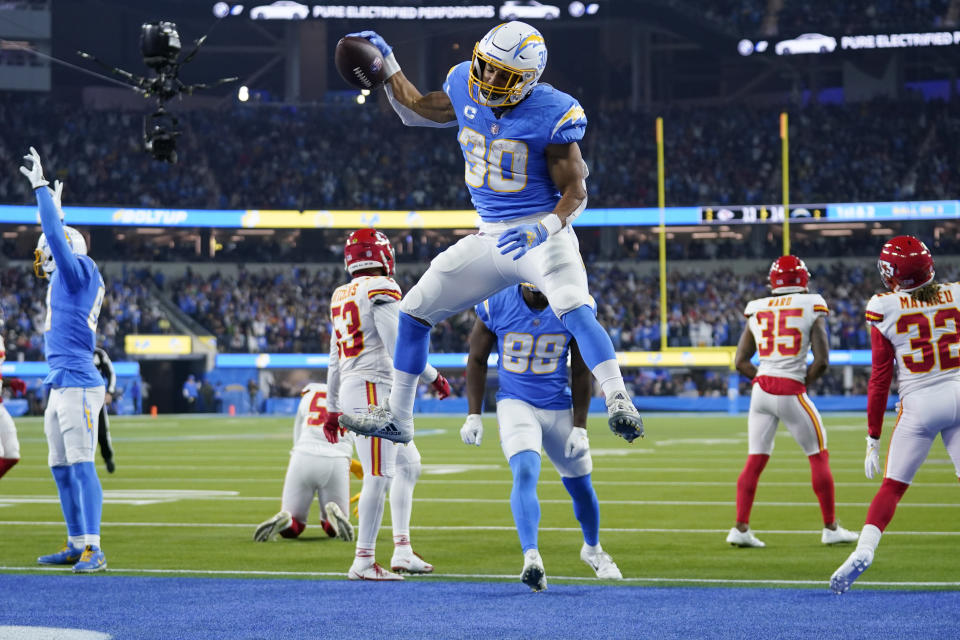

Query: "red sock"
left=736, top=454, right=770, bottom=523
left=0, top=458, right=18, bottom=480
left=320, top=519, right=337, bottom=538
left=866, top=478, right=910, bottom=532
left=279, top=518, right=305, bottom=539
left=808, top=451, right=835, bottom=525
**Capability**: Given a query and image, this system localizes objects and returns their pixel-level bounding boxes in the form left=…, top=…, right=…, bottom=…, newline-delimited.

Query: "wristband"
left=383, top=52, right=401, bottom=79
left=539, top=213, right=562, bottom=236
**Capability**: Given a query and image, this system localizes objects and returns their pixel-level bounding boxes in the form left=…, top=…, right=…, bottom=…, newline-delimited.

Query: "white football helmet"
left=469, top=22, right=547, bottom=107
left=34, top=226, right=87, bottom=278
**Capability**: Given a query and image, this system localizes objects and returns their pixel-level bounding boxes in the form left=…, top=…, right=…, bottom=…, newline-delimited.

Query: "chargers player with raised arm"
left=338, top=23, right=644, bottom=447
left=328, top=229, right=451, bottom=580
left=729, top=256, right=858, bottom=548
left=462, top=283, right=621, bottom=591
left=20, top=148, right=107, bottom=573
left=831, top=237, right=960, bottom=593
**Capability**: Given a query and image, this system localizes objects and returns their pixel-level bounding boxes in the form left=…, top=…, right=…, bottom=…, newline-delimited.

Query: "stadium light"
left=356, top=94, right=366, bottom=104
left=238, top=85, right=249, bottom=102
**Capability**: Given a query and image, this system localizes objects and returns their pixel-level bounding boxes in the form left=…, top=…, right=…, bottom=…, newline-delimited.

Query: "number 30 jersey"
left=443, top=61, right=587, bottom=223
left=329, top=275, right=402, bottom=385
left=744, top=293, right=829, bottom=384
left=476, top=285, right=585, bottom=410
left=865, top=282, right=960, bottom=397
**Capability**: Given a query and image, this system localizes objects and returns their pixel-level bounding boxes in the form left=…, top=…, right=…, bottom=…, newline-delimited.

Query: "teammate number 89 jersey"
left=865, top=282, right=960, bottom=397
left=744, top=293, right=829, bottom=383
left=476, top=286, right=580, bottom=410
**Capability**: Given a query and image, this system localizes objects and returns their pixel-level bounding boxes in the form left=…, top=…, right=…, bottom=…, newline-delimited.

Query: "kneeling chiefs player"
left=832, top=237, right=960, bottom=593
left=462, top=283, right=622, bottom=592
left=729, top=256, right=858, bottom=548
left=254, top=382, right=358, bottom=543
left=328, top=229, right=451, bottom=580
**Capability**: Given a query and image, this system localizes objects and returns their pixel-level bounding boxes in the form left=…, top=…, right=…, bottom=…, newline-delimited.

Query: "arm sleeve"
left=867, top=325, right=896, bottom=439
left=36, top=187, right=84, bottom=292
left=384, top=85, right=457, bottom=128
left=326, top=331, right=341, bottom=413
left=103, top=351, right=116, bottom=394
left=372, top=301, right=438, bottom=381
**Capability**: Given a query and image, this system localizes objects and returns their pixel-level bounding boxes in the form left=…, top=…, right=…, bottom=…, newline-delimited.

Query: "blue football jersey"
left=443, top=61, right=587, bottom=223
left=37, top=187, right=104, bottom=388
left=476, top=285, right=575, bottom=410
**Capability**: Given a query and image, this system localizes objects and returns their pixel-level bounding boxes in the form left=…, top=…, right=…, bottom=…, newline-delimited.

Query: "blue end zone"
left=1, top=575, right=958, bottom=639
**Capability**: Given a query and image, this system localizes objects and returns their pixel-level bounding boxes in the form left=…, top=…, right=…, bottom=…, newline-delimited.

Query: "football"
left=335, top=36, right=387, bottom=90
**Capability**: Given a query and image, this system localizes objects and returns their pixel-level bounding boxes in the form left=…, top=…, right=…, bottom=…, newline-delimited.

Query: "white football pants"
left=400, top=215, right=592, bottom=325
left=0, top=404, right=19, bottom=459
left=747, top=385, right=827, bottom=456
left=885, top=381, right=960, bottom=484
left=45, top=386, right=105, bottom=466
left=497, top=398, right=593, bottom=478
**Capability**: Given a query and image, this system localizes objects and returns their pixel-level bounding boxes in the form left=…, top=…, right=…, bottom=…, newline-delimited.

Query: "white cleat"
left=348, top=560, right=404, bottom=581
left=726, top=527, right=766, bottom=548
left=822, top=525, right=859, bottom=545
left=324, top=502, right=354, bottom=542
left=830, top=548, right=874, bottom=594
left=606, top=391, right=644, bottom=443
left=520, top=549, right=547, bottom=592
left=391, top=550, right=434, bottom=574
left=339, top=405, right=413, bottom=444
left=580, top=544, right=623, bottom=580
left=253, top=510, right=292, bottom=542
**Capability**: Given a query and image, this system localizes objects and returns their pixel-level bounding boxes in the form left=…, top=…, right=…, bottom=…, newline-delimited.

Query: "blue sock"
left=561, top=305, right=616, bottom=370
left=509, top=451, right=541, bottom=552
left=562, top=473, right=600, bottom=546
left=51, top=465, right=84, bottom=541
left=394, top=312, right=431, bottom=375
left=72, top=462, right=103, bottom=537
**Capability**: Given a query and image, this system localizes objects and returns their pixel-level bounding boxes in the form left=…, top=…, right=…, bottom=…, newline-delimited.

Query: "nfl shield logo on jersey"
left=490, top=123, right=500, bottom=135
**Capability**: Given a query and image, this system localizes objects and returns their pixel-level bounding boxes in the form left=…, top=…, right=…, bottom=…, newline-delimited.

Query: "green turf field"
left=1, top=412, right=958, bottom=589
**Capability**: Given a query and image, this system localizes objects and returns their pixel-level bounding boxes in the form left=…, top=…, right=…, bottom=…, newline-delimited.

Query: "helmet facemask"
left=468, top=22, right=546, bottom=108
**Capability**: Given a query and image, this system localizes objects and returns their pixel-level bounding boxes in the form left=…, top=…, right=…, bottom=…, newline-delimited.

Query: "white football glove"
left=565, top=428, right=589, bottom=458
left=460, top=414, right=483, bottom=446
left=19, top=146, right=49, bottom=190
left=865, top=436, right=881, bottom=479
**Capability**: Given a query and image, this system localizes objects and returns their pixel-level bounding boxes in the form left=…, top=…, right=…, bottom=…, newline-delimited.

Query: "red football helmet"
left=344, top=228, right=395, bottom=276
left=768, top=255, right=810, bottom=294
left=877, top=235, right=935, bottom=292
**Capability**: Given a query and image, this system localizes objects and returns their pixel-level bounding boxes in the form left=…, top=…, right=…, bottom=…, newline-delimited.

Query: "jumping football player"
left=92, top=346, right=117, bottom=473
left=0, top=321, right=26, bottom=481
left=328, top=229, right=451, bottom=581
left=21, top=148, right=108, bottom=573
left=831, top=237, right=960, bottom=593
left=338, top=23, right=644, bottom=447
left=462, top=283, right=621, bottom=591
left=253, top=382, right=358, bottom=543
left=729, top=255, right=858, bottom=548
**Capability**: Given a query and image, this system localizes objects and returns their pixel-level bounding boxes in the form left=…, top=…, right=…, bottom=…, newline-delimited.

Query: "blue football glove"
left=346, top=30, right=392, bottom=57
left=497, top=222, right=548, bottom=260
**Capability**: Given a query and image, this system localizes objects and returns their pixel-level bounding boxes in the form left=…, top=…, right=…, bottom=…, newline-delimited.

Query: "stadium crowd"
left=0, top=95, right=956, bottom=211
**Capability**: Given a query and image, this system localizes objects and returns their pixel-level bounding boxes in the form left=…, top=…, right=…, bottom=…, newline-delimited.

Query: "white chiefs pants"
left=747, top=385, right=827, bottom=456
left=340, top=377, right=420, bottom=478
left=0, top=404, right=19, bottom=458
left=45, top=386, right=105, bottom=466
left=497, top=398, right=592, bottom=478
left=886, top=381, right=960, bottom=484
left=400, top=216, right=592, bottom=325
left=280, top=452, right=351, bottom=524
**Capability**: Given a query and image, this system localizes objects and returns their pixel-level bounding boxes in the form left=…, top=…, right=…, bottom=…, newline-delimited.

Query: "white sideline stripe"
left=2, top=521, right=960, bottom=536
left=0, top=565, right=957, bottom=588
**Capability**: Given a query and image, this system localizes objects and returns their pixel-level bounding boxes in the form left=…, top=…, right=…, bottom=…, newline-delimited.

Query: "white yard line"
left=2, top=521, right=959, bottom=535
